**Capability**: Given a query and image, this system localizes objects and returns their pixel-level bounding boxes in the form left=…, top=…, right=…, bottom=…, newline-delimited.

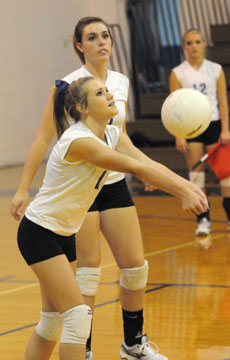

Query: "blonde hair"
left=53, top=76, right=93, bottom=138
left=182, top=28, right=205, bottom=45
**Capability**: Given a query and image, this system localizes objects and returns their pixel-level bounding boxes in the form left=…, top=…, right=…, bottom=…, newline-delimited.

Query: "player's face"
left=183, top=32, right=205, bottom=60
left=76, top=22, right=112, bottom=65
left=86, top=79, right=118, bottom=120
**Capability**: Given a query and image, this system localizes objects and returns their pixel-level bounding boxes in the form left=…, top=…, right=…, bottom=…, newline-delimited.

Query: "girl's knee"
left=60, top=305, right=92, bottom=344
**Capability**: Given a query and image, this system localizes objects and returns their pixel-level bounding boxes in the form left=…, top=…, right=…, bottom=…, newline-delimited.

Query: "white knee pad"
left=189, top=171, right=205, bottom=189
left=60, top=305, right=92, bottom=344
left=220, top=177, right=230, bottom=186
left=35, top=311, right=61, bottom=341
left=76, top=267, right=101, bottom=296
left=120, top=260, right=149, bottom=291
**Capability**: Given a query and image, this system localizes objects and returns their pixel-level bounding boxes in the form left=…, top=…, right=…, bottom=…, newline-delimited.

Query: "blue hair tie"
left=55, top=80, right=69, bottom=118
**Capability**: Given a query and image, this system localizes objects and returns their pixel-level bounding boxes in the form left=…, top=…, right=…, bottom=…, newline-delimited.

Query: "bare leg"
left=30, top=255, right=86, bottom=360
left=25, top=331, right=56, bottom=360
left=185, top=142, right=206, bottom=191
left=100, top=206, right=145, bottom=311
left=75, top=211, right=101, bottom=312
left=25, top=261, right=76, bottom=360
left=75, top=211, right=101, bottom=354
left=76, top=212, right=101, bottom=268
left=24, top=284, right=58, bottom=360
left=185, top=142, right=205, bottom=171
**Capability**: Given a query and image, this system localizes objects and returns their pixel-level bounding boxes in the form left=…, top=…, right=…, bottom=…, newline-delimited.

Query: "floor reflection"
left=195, top=289, right=230, bottom=359
left=195, top=346, right=230, bottom=359
left=196, top=236, right=213, bottom=250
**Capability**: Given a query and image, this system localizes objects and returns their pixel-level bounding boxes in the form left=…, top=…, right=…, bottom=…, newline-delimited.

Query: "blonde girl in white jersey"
left=17, top=76, right=208, bottom=360
left=169, top=28, right=230, bottom=236
left=11, top=16, right=168, bottom=360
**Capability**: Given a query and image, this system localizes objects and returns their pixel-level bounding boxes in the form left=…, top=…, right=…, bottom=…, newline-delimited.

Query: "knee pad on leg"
left=35, top=311, right=61, bottom=341
left=76, top=267, right=101, bottom=296
left=220, top=177, right=230, bottom=186
left=120, top=260, right=148, bottom=291
left=60, top=305, right=92, bottom=345
left=189, top=171, right=205, bottom=189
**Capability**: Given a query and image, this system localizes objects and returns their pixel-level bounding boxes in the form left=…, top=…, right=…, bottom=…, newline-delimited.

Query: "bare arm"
left=169, top=70, right=181, bottom=93
left=11, top=90, right=56, bottom=220
left=117, top=132, right=206, bottom=194
left=217, top=69, right=230, bottom=144
left=169, top=71, right=189, bottom=153
left=66, top=134, right=208, bottom=215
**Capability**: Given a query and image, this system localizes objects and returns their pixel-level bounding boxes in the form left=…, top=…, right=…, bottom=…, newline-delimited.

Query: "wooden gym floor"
left=1, top=164, right=230, bottom=360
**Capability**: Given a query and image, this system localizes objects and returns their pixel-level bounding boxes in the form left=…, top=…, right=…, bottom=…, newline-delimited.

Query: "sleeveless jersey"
left=172, top=59, right=221, bottom=121
left=63, top=66, right=129, bottom=184
left=25, top=122, right=120, bottom=236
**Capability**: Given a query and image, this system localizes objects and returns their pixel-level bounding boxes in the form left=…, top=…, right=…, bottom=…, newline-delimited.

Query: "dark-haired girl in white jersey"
left=170, top=28, right=230, bottom=236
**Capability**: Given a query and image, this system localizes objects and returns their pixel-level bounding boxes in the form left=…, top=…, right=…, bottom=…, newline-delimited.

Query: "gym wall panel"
left=0, top=0, right=129, bottom=166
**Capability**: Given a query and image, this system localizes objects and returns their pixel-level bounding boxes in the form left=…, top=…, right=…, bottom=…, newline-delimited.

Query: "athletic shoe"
left=195, top=218, right=211, bottom=236
left=120, top=334, right=168, bottom=360
left=86, top=350, right=93, bottom=360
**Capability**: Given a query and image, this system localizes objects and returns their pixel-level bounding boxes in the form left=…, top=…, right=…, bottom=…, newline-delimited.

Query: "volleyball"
left=161, top=88, right=212, bottom=139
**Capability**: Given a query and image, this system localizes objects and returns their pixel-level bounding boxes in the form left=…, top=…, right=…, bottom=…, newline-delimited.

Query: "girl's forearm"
left=17, top=139, right=50, bottom=191
left=133, top=162, right=191, bottom=199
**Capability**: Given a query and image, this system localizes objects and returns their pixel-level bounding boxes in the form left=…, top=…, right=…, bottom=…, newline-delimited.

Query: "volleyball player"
left=17, top=76, right=208, bottom=360
left=169, top=28, right=230, bottom=236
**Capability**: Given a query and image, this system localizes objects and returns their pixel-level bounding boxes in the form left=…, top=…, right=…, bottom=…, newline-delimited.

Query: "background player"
left=169, top=28, right=230, bottom=236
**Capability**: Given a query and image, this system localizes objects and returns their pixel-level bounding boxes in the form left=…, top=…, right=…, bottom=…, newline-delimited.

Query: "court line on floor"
left=0, top=285, right=166, bottom=336
left=2, top=281, right=229, bottom=337
left=0, top=276, right=14, bottom=282
left=0, top=233, right=225, bottom=296
left=146, top=283, right=230, bottom=289
left=0, top=283, right=39, bottom=296
left=101, top=233, right=225, bottom=269
left=140, top=214, right=228, bottom=224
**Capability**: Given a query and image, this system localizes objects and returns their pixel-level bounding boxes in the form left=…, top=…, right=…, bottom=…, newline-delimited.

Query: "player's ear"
left=76, top=103, right=89, bottom=115
left=76, top=103, right=83, bottom=113
left=75, top=42, right=83, bottom=53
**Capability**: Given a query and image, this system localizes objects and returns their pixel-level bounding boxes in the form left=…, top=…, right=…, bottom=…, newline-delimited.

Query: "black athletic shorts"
left=187, top=120, right=221, bottom=145
left=17, top=216, right=76, bottom=265
left=88, top=178, right=134, bottom=212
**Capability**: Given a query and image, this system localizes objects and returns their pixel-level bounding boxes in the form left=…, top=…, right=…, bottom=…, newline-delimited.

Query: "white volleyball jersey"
left=63, top=66, right=129, bottom=184
left=25, top=122, right=120, bottom=236
left=172, top=59, right=221, bottom=121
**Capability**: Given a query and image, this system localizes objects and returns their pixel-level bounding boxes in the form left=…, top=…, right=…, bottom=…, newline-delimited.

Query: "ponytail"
left=53, top=76, right=93, bottom=138
left=53, top=80, right=69, bottom=138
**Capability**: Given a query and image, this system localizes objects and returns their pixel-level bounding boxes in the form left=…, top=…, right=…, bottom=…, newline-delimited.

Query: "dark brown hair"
left=73, top=16, right=113, bottom=64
